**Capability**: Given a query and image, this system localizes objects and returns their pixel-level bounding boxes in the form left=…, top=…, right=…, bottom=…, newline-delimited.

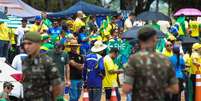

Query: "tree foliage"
left=168, top=0, right=201, bottom=12
left=134, top=0, right=155, bottom=15
left=23, top=0, right=201, bottom=15
left=22, top=0, right=101, bottom=12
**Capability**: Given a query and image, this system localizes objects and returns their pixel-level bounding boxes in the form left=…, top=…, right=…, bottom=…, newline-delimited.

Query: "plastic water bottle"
left=64, top=86, right=69, bottom=94
left=64, top=86, right=69, bottom=100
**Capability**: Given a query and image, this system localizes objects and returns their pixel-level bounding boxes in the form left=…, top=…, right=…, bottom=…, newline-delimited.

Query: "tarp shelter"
left=0, top=0, right=41, bottom=17
left=0, top=11, right=7, bottom=19
left=48, top=1, right=116, bottom=18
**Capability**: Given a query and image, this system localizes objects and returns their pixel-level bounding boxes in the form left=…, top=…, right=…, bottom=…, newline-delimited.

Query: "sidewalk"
left=79, top=88, right=126, bottom=101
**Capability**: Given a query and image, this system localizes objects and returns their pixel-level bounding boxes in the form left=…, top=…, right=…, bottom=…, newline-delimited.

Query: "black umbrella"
left=122, top=26, right=165, bottom=39
left=0, top=11, right=7, bottom=19
left=136, top=11, right=170, bottom=21
left=181, top=37, right=200, bottom=44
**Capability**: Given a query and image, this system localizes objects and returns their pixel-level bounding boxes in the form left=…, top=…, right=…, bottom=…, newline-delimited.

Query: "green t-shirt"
left=43, top=18, right=52, bottom=28
left=47, top=50, right=69, bottom=80
left=151, top=23, right=160, bottom=30
left=0, top=92, right=8, bottom=101
left=0, top=98, right=7, bottom=101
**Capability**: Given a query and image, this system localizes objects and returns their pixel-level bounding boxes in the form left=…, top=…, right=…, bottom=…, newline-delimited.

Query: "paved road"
left=78, top=88, right=126, bottom=101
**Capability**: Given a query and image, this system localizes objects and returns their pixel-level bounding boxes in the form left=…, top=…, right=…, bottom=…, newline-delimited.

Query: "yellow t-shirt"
left=10, top=28, right=16, bottom=44
left=0, top=23, right=10, bottom=41
left=162, top=49, right=173, bottom=57
left=73, top=18, right=85, bottom=32
left=189, top=21, right=200, bottom=37
left=184, top=53, right=191, bottom=67
left=190, top=52, right=201, bottom=74
left=29, top=24, right=48, bottom=33
left=103, top=55, right=118, bottom=88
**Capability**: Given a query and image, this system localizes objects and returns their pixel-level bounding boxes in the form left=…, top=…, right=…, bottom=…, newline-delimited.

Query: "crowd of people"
left=0, top=10, right=201, bottom=101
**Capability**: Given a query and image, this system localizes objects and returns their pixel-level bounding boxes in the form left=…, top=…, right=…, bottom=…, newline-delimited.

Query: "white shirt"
left=157, top=21, right=170, bottom=33
left=133, top=21, right=145, bottom=27
left=10, top=82, right=24, bottom=98
left=124, top=18, right=133, bottom=30
left=11, top=53, right=27, bottom=72
left=15, top=26, right=29, bottom=46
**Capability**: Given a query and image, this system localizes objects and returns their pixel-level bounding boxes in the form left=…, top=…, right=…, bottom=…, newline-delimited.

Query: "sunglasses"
left=166, top=44, right=172, bottom=47
left=7, top=87, right=13, bottom=90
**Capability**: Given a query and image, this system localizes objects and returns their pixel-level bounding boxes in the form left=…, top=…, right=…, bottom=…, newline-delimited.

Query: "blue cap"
left=35, top=16, right=42, bottom=21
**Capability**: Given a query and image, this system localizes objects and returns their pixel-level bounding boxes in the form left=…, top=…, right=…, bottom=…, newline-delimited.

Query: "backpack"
left=83, top=54, right=105, bottom=86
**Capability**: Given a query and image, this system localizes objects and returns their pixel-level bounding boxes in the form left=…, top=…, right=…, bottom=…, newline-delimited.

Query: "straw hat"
left=67, top=39, right=80, bottom=46
left=91, top=41, right=107, bottom=52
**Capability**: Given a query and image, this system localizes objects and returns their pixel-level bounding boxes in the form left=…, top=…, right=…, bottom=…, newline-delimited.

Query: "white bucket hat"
left=77, top=10, right=86, bottom=18
left=91, top=41, right=107, bottom=52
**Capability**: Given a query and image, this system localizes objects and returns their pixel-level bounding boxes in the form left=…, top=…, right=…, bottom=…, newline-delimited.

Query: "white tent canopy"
left=0, top=0, right=41, bottom=17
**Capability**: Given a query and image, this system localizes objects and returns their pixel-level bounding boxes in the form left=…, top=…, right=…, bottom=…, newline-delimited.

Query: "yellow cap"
left=192, top=43, right=201, bottom=50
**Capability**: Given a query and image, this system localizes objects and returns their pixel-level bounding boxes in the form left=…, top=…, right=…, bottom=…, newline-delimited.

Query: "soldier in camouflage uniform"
left=22, top=32, right=62, bottom=101
left=122, top=27, right=179, bottom=101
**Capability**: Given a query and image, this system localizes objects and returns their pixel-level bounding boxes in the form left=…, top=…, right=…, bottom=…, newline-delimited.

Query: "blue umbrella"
left=48, top=1, right=116, bottom=17
left=181, top=37, right=200, bottom=44
left=136, top=11, right=170, bottom=21
left=0, top=11, right=7, bottom=19
left=122, top=26, right=165, bottom=39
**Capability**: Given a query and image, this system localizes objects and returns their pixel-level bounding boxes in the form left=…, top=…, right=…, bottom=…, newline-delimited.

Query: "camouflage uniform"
left=124, top=50, right=178, bottom=101
left=22, top=53, right=61, bottom=101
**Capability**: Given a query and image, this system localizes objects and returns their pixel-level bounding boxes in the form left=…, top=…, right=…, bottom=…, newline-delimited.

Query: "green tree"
left=134, top=0, right=155, bottom=15
left=22, top=0, right=101, bottom=12
left=162, top=0, right=201, bottom=12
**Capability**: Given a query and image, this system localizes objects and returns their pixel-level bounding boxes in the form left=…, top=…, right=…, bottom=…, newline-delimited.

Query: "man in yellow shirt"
left=103, top=48, right=123, bottom=101
left=189, top=20, right=200, bottom=39
left=191, top=43, right=201, bottom=74
left=29, top=16, right=48, bottom=34
left=73, top=11, right=86, bottom=32
left=162, top=41, right=173, bottom=57
left=0, top=22, right=10, bottom=58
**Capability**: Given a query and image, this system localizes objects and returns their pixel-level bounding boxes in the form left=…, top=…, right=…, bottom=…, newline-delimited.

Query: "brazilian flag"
left=176, top=16, right=186, bottom=36
left=107, top=39, right=132, bottom=68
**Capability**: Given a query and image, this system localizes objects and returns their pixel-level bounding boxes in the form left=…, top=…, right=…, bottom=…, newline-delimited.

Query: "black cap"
left=21, top=18, right=27, bottom=23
